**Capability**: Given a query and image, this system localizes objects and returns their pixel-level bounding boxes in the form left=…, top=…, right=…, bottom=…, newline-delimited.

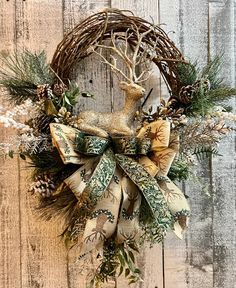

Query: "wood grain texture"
left=14, top=1, right=68, bottom=288
left=209, top=1, right=236, bottom=287
left=0, top=1, right=236, bottom=288
left=160, top=2, right=214, bottom=288
left=180, top=2, right=214, bottom=287
left=0, top=2, right=21, bottom=288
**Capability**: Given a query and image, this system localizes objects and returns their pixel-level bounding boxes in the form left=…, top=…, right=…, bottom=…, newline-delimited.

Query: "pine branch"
left=176, top=61, right=198, bottom=86
left=0, top=50, right=53, bottom=104
left=168, top=159, right=190, bottom=182
left=193, top=147, right=221, bottom=161
left=37, top=184, right=78, bottom=221
left=207, top=87, right=236, bottom=102
left=187, top=83, right=213, bottom=116
left=201, top=55, right=223, bottom=89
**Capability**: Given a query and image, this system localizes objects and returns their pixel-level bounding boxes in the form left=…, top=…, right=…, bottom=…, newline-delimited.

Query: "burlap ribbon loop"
left=50, top=120, right=190, bottom=256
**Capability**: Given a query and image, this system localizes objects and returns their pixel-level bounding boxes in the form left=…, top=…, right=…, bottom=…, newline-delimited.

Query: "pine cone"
left=37, top=84, right=52, bottom=100
left=29, top=174, right=56, bottom=198
left=30, top=112, right=53, bottom=134
left=193, top=79, right=211, bottom=93
left=52, top=83, right=67, bottom=96
left=178, top=85, right=196, bottom=104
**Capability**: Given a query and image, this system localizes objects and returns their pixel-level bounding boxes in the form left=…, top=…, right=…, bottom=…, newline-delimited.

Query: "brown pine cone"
left=52, top=83, right=67, bottom=96
left=29, top=112, right=53, bottom=134
left=29, top=173, right=56, bottom=198
left=193, top=79, right=211, bottom=93
left=178, top=85, right=196, bottom=104
left=37, top=84, right=52, bottom=100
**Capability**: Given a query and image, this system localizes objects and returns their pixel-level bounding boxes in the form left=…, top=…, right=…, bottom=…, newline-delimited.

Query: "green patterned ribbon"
left=75, top=132, right=111, bottom=155
left=85, top=148, right=116, bottom=204
left=116, top=154, right=173, bottom=230
left=75, top=133, right=152, bottom=156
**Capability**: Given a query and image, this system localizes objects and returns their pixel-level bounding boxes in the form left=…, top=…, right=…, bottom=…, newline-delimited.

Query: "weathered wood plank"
left=110, top=2, right=163, bottom=288
left=14, top=1, right=69, bottom=288
left=62, top=1, right=112, bottom=287
left=209, top=1, right=236, bottom=287
left=0, top=2, right=21, bottom=288
left=63, top=0, right=112, bottom=115
left=158, top=2, right=188, bottom=287
left=159, top=0, right=180, bottom=100
left=160, top=1, right=214, bottom=288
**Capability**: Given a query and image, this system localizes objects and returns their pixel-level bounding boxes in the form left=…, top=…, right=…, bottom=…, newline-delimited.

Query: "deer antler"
left=93, top=24, right=157, bottom=84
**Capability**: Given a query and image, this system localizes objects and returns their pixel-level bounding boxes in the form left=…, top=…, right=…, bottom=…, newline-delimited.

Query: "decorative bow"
left=50, top=120, right=190, bottom=256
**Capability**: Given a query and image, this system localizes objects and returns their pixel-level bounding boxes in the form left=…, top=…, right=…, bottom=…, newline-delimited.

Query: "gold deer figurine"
left=77, top=25, right=157, bottom=138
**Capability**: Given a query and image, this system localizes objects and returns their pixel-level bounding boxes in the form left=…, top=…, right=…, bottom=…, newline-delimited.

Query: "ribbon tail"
left=79, top=169, right=122, bottom=257
left=115, top=154, right=173, bottom=240
left=116, top=176, right=141, bottom=243
left=156, top=176, right=190, bottom=239
left=50, top=123, right=87, bottom=164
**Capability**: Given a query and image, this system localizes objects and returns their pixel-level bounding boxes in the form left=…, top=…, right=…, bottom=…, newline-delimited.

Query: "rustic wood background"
left=0, top=1, right=235, bottom=287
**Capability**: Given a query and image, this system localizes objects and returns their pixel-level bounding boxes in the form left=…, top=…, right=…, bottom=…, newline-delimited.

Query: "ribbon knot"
left=50, top=120, right=190, bottom=256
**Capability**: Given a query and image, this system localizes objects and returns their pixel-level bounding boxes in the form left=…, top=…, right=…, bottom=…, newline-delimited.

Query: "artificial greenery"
left=0, top=50, right=53, bottom=104
left=176, top=56, right=236, bottom=116
left=177, top=61, right=198, bottom=86
left=193, top=147, right=221, bottom=161
left=91, top=239, right=141, bottom=286
left=53, top=80, right=80, bottom=110
left=168, top=159, right=190, bottom=182
left=207, top=87, right=236, bottom=103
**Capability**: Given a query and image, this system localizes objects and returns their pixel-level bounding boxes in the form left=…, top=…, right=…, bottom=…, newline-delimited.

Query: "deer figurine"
left=76, top=26, right=156, bottom=138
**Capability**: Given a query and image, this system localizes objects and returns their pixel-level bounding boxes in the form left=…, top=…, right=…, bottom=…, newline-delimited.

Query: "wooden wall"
left=0, top=1, right=235, bottom=287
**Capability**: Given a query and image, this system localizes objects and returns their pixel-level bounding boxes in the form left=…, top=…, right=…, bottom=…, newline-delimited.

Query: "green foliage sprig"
left=168, top=159, right=190, bottom=182
left=91, top=239, right=141, bottom=286
left=176, top=55, right=236, bottom=116
left=0, top=50, right=53, bottom=104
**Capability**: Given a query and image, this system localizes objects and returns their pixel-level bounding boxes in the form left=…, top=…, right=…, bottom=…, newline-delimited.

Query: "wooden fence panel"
left=0, top=2, right=21, bottom=288
left=209, top=1, right=236, bottom=287
left=0, top=1, right=235, bottom=288
left=14, top=1, right=68, bottom=288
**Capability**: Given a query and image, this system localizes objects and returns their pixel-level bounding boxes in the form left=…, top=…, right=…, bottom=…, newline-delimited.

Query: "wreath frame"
left=0, top=8, right=235, bottom=287
left=50, top=9, right=186, bottom=96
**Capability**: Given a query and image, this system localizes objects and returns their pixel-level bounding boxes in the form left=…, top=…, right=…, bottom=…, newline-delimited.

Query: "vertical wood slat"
left=62, top=1, right=112, bottom=287
left=209, top=1, right=236, bottom=287
left=158, top=3, right=189, bottom=288
left=0, top=2, right=21, bottom=288
left=110, top=2, right=163, bottom=288
left=14, top=1, right=68, bottom=288
left=159, top=1, right=214, bottom=288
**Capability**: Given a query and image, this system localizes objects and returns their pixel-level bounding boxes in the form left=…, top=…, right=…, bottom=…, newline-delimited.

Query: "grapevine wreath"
left=1, top=9, right=236, bottom=286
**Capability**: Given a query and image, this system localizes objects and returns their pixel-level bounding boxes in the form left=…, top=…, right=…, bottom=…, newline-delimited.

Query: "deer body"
left=77, top=82, right=145, bottom=137
left=76, top=27, right=155, bottom=137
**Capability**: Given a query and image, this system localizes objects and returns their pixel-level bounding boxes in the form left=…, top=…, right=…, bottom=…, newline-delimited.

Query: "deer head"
left=119, top=81, right=145, bottom=101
